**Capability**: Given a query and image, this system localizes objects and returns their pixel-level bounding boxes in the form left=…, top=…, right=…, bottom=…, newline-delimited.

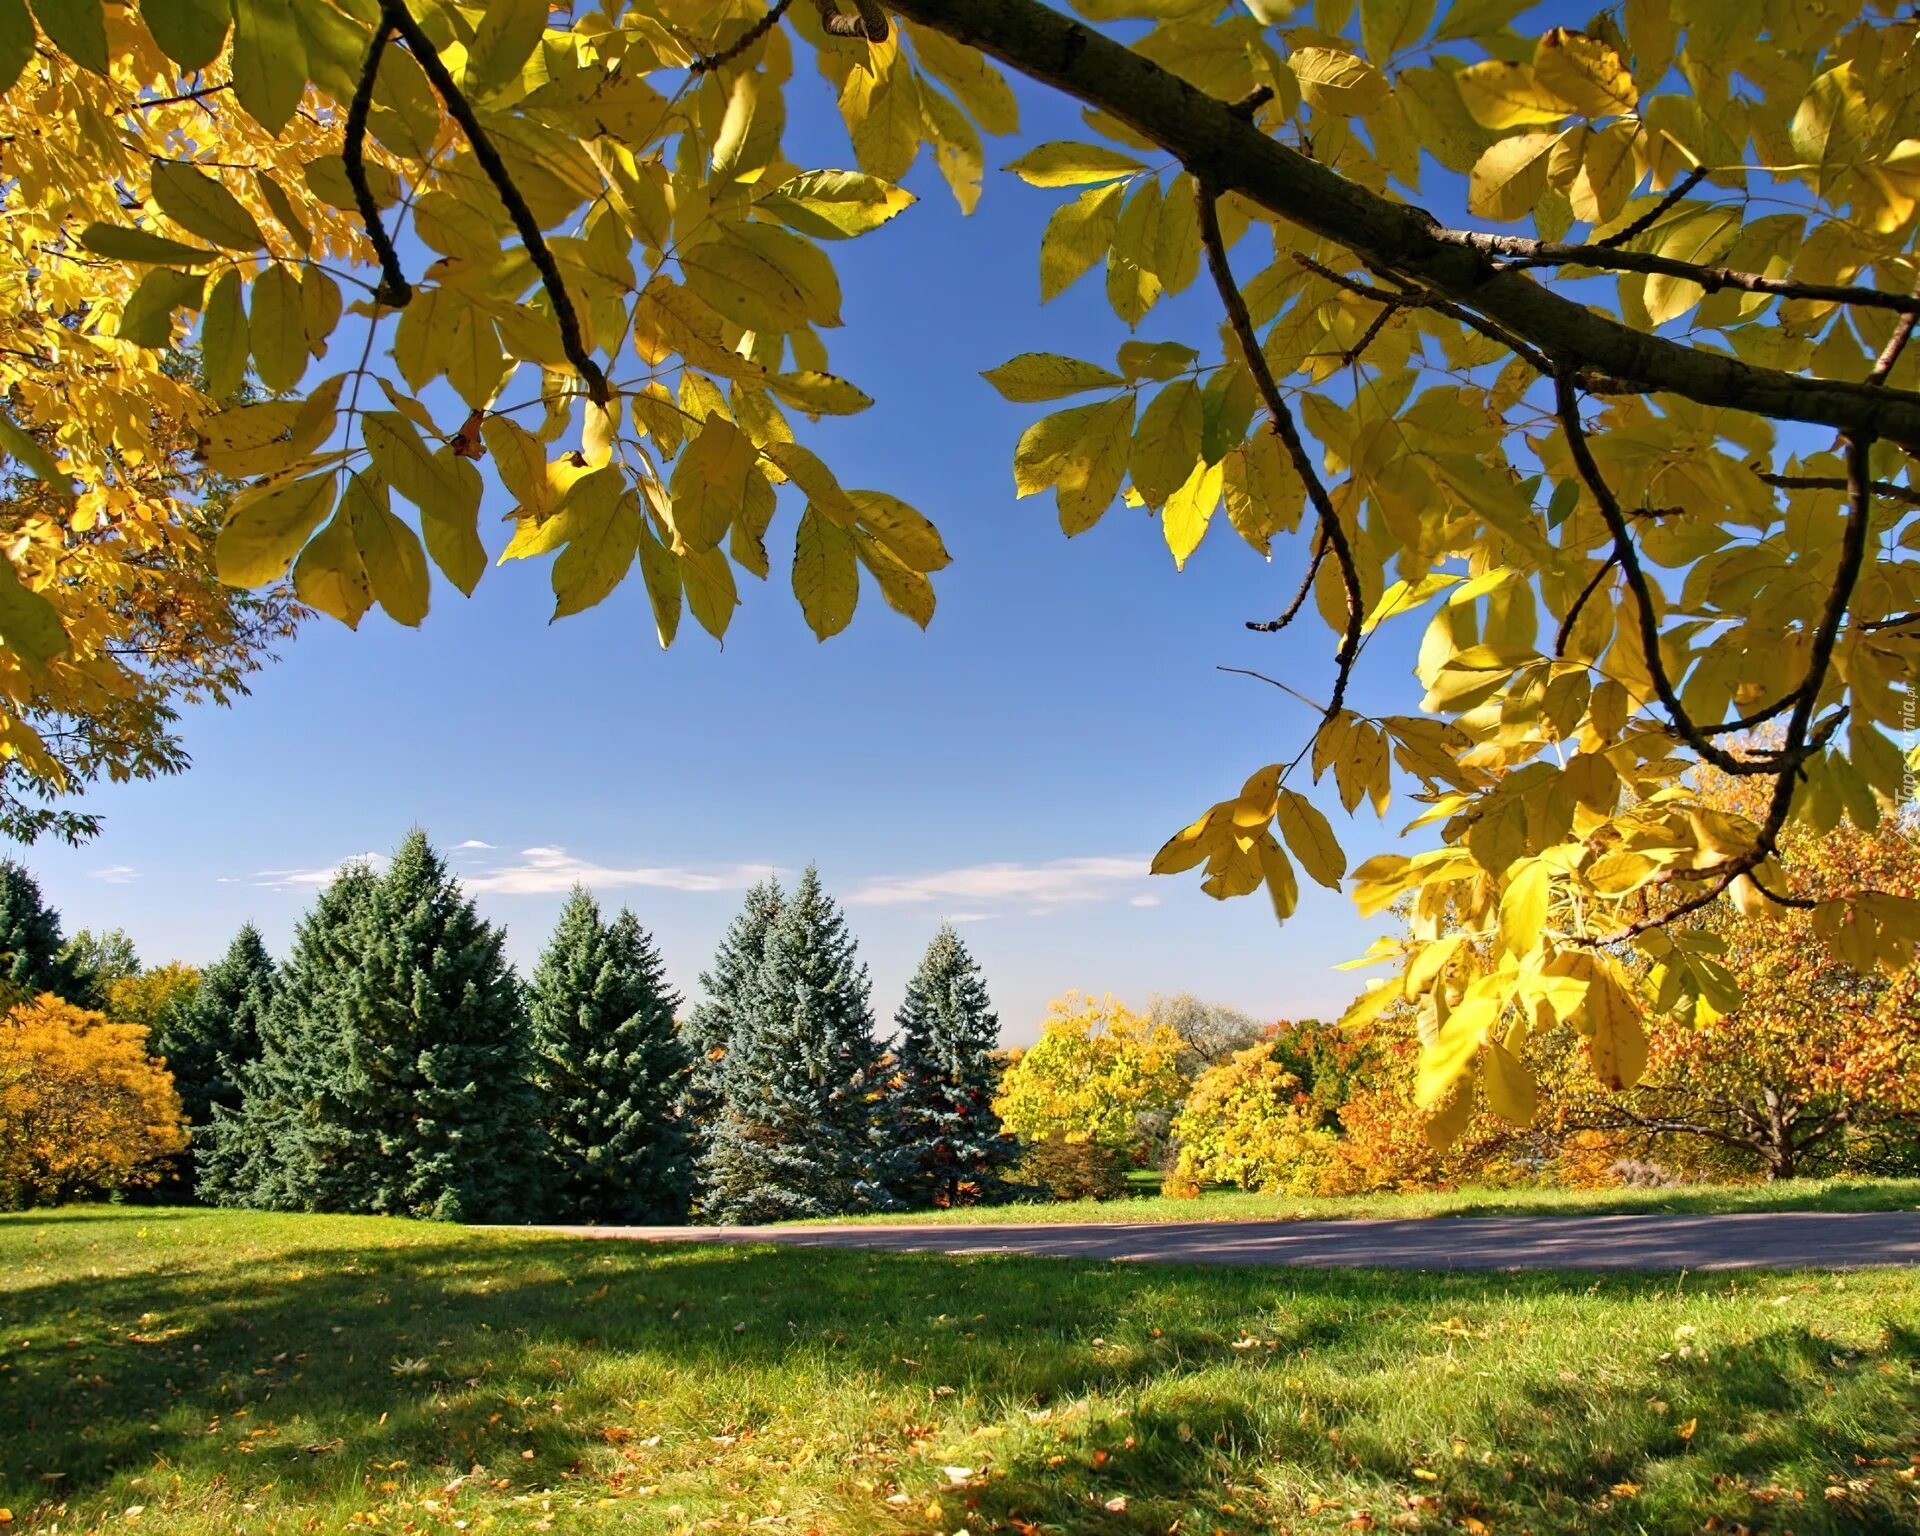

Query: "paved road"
left=525, top=1209, right=1920, bottom=1271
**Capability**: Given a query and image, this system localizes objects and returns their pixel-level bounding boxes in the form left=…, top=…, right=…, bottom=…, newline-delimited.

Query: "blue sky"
left=21, top=62, right=1431, bottom=1043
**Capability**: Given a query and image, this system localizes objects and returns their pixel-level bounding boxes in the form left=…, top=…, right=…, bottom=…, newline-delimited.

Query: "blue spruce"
left=680, top=876, right=783, bottom=1183
left=530, top=887, right=692, bottom=1223
left=887, top=925, right=1016, bottom=1206
left=700, top=866, right=893, bottom=1221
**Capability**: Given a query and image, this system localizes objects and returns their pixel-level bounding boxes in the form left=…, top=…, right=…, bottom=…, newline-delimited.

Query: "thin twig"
left=1596, top=167, right=1707, bottom=250
left=1554, top=554, right=1616, bottom=658
left=1754, top=470, right=1920, bottom=508
left=1217, top=666, right=1325, bottom=713
left=691, top=0, right=796, bottom=74
left=1247, top=529, right=1326, bottom=634
left=386, top=0, right=609, bottom=403
left=345, top=17, right=410, bottom=307
left=1199, top=183, right=1362, bottom=722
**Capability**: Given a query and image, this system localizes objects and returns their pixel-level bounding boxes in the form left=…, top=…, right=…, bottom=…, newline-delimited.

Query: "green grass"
left=5, top=1209, right=1920, bottom=1533
left=799, top=1176, right=1920, bottom=1227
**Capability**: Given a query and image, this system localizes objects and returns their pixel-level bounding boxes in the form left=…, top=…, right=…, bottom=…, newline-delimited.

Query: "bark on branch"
left=882, top=0, right=1920, bottom=444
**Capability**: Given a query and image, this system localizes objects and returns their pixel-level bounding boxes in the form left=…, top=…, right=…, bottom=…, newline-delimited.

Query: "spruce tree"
left=680, top=877, right=783, bottom=1170
left=157, top=924, right=276, bottom=1157
left=887, top=925, right=1016, bottom=1207
left=701, top=866, right=893, bottom=1222
left=0, top=860, right=83, bottom=1001
left=334, top=832, right=543, bottom=1222
left=199, top=863, right=377, bottom=1210
left=529, top=887, right=692, bottom=1223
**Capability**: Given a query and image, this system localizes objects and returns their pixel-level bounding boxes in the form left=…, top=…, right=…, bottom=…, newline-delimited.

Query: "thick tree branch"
left=1196, top=182, right=1361, bottom=721
left=883, top=0, right=1920, bottom=444
left=385, top=1, right=609, bottom=404
left=345, top=19, right=410, bottom=308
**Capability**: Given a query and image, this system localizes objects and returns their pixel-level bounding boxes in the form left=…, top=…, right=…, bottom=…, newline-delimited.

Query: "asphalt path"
left=522, top=1209, right=1920, bottom=1271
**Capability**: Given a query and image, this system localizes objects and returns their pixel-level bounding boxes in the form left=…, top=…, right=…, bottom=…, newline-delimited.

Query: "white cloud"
left=90, top=865, right=139, bottom=884
left=453, top=839, right=497, bottom=851
left=244, top=853, right=388, bottom=890
left=458, top=846, right=776, bottom=897
left=1129, top=893, right=1162, bottom=908
left=845, top=856, right=1152, bottom=911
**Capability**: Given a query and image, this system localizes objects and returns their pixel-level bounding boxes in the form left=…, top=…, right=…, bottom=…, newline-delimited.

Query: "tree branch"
left=1754, top=470, right=1920, bottom=508
left=1554, top=554, right=1616, bottom=658
left=1595, top=167, right=1707, bottom=250
left=1247, top=528, right=1326, bottom=634
left=344, top=19, right=410, bottom=308
left=384, top=1, right=609, bottom=404
left=691, top=0, right=795, bottom=74
left=1196, top=182, right=1361, bottom=722
left=882, top=0, right=1920, bottom=444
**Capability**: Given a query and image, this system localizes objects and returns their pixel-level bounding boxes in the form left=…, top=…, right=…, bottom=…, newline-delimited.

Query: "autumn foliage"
left=0, top=994, right=186, bottom=1208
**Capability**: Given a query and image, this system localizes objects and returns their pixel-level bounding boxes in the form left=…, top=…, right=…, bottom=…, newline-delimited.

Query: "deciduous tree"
left=6, top=1, right=1918, bottom=1135
left=0, top=993, right=187, bottom=1208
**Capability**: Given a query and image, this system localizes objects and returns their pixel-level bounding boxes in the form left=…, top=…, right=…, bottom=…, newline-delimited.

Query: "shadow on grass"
left=3, top=1216, right=1918, bottom=1533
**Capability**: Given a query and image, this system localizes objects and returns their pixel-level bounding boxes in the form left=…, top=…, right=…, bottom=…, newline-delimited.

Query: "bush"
left=0, top=994, right=186, bottom=1208
left=1015, top=1133, right=1129, bottom=1200
left=1171, top=1040, right=1338, bottom=1195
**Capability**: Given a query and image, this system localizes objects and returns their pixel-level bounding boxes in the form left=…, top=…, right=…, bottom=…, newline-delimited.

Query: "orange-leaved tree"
left=0, top=993, right=187, bottom=1208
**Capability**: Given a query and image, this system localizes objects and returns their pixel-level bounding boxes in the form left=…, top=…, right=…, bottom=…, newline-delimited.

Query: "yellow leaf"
left=1005, top=141, right=1146, bottom=186
left=1481, top=1040, right=1538, bottom=1126
left=1040, top=182, right=1124, bottom=302
left=1129, top=377, right=1202, bottom=509
left=1416, top=990, right=1498, bottom=1109
left=635, top=514, right=682, bottom=649
left=217, top=473, right=338, bottom=588
left=793, top=506, right=858, bottom=639
left=1256, top=834, right=1299, bottom=924
left=1152, top=807, right=1222, bottom=875
left=759, top=170, right=916, bottom=239
left=248, top=263, right=307, bottom=393
left=0, top=550, right=68, bottom=674
left=552, top=486, right=640, bottom=619
left=765, top=440, right=856, bottom=526
left=1289, top=47, right=1389, bottom=117
left=681, top=544, right=739, bottom=640
left=293, top=505, right=372, bottom=629
left=765, top=371, right=874, bottom=417
left=149, top=160, right=262, bottom=251
left=982, top=352, right=1125, bottom=402
left=1499, top=859, right=1551, bottom=955
left=418, top=451, right=486, bottom=596
left=850, top=489, right=950, bottom=571
left=682, top=223, right=842, bottom=332
left=1161, top=456, right=1222, bottom=569
left=1277, top=790, right=1346, bottom=889
left=466, top=0, right=549, bottom=94
left=229, top=0, right=308, bottom=133
left=1468, top=131, right=1560, bottom=221
left=851, top=527, right=935, bottom=628
left=1054, top=394, right=1133, bottom=536
left=202, top=269, right=248, bottom=400
left=343, top=473, right=430, bottom=627
left=1455, top=60, right=1570, bottom=129
left=669, top=416, right=756, bottom=550
left=1533, top=28, right=1638, bottom=118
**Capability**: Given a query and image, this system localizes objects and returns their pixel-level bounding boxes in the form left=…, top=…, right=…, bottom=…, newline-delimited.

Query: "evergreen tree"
left=886, top=926, right=1016, bottom=1206
left=680, top=877, right=783, bottom=1170
left=0, top=860, right=83, bottom=1001
left=331, top=832, right=543, bottom=1222
left=701, top=866, right=893, bottom=1222
left=198, top=863, right=376, bottom=1210
left=156, top=924, right=276, bottom=1149
left=529, top=887, right=692, bottom=1223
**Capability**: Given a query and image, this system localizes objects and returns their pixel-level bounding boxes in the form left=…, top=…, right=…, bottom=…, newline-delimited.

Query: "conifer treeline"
left=99, top=833, right=1019, bottom=1223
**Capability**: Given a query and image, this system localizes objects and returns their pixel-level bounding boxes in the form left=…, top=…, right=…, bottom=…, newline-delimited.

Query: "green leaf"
left=342, top=473, right=430, bottom=627
left=0, top=548, right=67, bottom=675
left=981, top=352, right=1125, bottom=402
left=217, top=472, right=338, bottom=587
left=466, top=0, right=548, bottom=94
left=793, top=506, right=858, bottom=640
left=552, top=486, right=640, bottom=619
left=0, top=0, right=34, bottom=91
left=142, top=0, right=229, bottom=68
left=117, top=268, right=204, bottom=348
left=149, top=161, right=264, bottom=251
left=759, top=170, right=916, bottom=240
left=1005, top=141, right=1146, bottom=187
left=230, top=0, right=309, bottom=134
left=0, top=414, right=72, bottom=501
left=201, top=270, right=249, bottom=400
left=27, top=0, right=104, bottom=73
left=79, top=223, right=216, bottom=265
left=247, top=264, right=307, bottom=392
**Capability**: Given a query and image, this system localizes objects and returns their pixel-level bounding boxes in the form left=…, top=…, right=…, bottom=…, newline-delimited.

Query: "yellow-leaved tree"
left=1, top=0, right=1917, bottom=1138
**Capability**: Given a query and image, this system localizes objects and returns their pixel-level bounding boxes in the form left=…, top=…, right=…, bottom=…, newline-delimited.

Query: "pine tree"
left=701, top=866, right=893, bottom=1222
left=529, top=887, right=692, bottom=1223
left=887, top=926, right=1016, bottom=1207
left=0, top=860, right=83, bottom=1001
left=334, top=832, right=543, bottom=1222
left=199, top=863, right=377, bottom=1210
left=680, top=876, right=783, bottom=1174
left=156, top=925, right=276, bottom=1155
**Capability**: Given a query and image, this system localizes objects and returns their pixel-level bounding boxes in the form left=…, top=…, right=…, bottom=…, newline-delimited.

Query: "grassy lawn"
left=4, top=1209, right=1920, bottom=1534
left=795, top=1175, right=1920, bottom=1227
